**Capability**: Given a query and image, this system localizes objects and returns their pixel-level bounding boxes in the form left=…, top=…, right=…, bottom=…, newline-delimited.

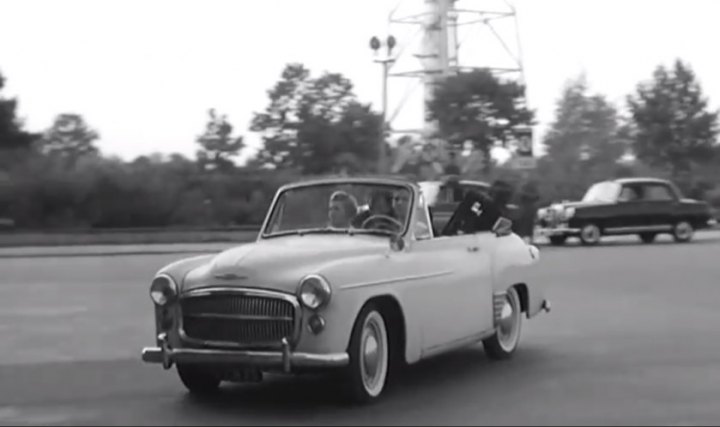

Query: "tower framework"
left=385, top=0, right=527, bottom=138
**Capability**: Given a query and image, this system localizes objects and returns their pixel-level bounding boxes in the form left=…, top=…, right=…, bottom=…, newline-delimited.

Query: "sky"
left=1, top=0, right=719, bottom=163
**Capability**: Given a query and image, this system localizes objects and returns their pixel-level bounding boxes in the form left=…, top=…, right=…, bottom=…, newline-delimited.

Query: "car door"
left=417, top=190, right=496, bottom=353
left=634, top=183, right=676, bottom=229
left=616, top=183, right=675, bottom=230
left=409, top=233, right=493, bottom=354
left=612, top=183, right=646, bottom=229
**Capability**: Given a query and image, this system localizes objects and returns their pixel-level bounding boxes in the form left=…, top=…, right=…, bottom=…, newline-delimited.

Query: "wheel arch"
left=346, top=294, right=408, bottom=368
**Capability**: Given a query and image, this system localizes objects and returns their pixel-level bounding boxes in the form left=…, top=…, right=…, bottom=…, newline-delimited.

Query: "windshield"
left=263, top=182, right=413, bottom=238
left=582, top=182, right=620, bottom=203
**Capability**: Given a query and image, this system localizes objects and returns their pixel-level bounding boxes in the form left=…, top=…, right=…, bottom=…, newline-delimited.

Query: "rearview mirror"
left=389, top=234, right=406, bottom=252
left=492, top=217, right=513, bottom=237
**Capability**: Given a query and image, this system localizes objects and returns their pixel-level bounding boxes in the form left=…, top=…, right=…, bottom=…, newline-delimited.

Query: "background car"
left=536, top=177, right=716, bottom=246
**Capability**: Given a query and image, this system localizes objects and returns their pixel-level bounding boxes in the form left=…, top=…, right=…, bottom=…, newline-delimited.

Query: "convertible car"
left=141, top=176, right=550, bottom=403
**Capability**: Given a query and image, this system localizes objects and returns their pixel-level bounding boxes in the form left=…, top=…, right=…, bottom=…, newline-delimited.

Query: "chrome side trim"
left=604, top=225, right=672, bottom=234
left=178, top=287, right=303, bottom=349
left=340, top=270, right=454, bottom=290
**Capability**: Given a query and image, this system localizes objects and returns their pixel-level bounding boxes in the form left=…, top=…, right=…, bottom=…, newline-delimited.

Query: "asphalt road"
left=1, top=233, right=720, bottom=425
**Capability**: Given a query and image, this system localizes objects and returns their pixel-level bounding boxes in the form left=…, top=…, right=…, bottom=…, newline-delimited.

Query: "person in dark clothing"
left=441, top=179, right=512, bottom=236
left=517, top=176, right=540, bottom=243
left=444, top=151, right=461, bottom=175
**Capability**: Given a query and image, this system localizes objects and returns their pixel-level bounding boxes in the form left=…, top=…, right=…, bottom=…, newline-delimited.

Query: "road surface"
left=1, top=233, right=720, bottom=425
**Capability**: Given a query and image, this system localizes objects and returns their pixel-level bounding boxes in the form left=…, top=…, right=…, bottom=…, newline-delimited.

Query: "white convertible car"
left=141, top=176, right=550, bottom=403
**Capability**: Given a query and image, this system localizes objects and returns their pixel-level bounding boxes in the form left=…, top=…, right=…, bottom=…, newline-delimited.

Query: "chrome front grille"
left=180, top=290, right=298, bottom=347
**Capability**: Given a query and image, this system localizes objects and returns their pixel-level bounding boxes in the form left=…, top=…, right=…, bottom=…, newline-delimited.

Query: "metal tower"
left=384, top=0, right=527, bottom=138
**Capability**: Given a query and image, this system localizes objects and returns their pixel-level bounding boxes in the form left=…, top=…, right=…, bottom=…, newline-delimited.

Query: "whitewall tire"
left=483, top=287, right=523, bottom=360
left=345, top=304, right=390, bottom=404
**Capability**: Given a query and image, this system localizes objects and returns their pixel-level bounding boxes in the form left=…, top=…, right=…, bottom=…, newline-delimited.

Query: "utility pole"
left=369, top=35, right=397, bottom=174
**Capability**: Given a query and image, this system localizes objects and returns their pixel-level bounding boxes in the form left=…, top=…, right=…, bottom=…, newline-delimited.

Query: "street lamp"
left=369, top=35, right=397, bottom=174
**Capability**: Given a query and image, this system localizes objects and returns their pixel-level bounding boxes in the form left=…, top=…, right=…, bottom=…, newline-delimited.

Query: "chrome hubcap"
left=582, top=225, right=599, bottom=242
left=497, top=292, right=521, bottom=352
left=363, top=335, right=379, bottom=376
left=498, top=301, right=514, bottom=334
left=676, top=222, right=692, bottom=239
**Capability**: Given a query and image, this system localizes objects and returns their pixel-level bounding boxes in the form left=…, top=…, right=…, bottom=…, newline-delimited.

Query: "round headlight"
left=150, top=275, right=178, bottom=306
left=565, top=207, right=576, bottom=218
left=298, top=275, right=332, bottom=310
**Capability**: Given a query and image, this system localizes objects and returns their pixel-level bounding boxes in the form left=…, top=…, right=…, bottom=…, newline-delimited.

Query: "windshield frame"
left=258, top=179, right=417, bottom=240
left=582, top=181, right=621, bottom=203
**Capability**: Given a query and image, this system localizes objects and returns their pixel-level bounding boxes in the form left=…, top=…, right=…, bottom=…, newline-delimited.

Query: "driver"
left=328, top=191, right=359, bottom=228
left=352, top=190, right=397, bottom=228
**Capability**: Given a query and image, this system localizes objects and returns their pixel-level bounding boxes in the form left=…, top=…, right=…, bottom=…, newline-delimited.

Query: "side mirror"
left=389, top=234, right=406, bottom=252
left=492, top=217, right=513, bottom=237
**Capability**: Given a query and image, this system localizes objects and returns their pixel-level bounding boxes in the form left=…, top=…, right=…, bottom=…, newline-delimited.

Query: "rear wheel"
left=344, top=303, right=390, bottom=404
left=672, top=220, right=694, bottom=243
left=483, top=287, right=523, bottom=360
left=177, top=363, right=221, bottom=395
left=639, top=232, right=657, bottom=244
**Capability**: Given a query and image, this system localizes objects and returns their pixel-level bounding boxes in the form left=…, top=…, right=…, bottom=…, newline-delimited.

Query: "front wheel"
left=483, top=287, right=523, bottom=360
left=344, top=304, right=390, bottom=404
left=177, top=364, right=221, bottom=395
left=579, top=223, right=602, bottom=246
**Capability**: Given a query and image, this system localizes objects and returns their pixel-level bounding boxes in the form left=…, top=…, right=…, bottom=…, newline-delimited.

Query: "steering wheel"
left=361, top=214, right=403, bottom=232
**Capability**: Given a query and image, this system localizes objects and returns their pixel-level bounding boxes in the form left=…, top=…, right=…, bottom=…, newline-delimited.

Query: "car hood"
left=180, top=234, right=389, bottom=294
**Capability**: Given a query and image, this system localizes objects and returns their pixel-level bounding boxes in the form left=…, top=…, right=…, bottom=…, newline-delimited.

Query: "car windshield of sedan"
left=582, top=182, right=620, bottom=203
left=262, top=182, right=413, bottom=238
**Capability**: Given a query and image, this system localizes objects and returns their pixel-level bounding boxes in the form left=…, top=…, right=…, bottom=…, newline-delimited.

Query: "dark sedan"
left=536, top=177, right=716, bottom=246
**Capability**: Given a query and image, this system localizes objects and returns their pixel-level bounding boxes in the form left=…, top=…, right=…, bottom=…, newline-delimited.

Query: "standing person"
left=444, top=151, right=461, bottom=175
left=517, top=173, right=540, bottom=244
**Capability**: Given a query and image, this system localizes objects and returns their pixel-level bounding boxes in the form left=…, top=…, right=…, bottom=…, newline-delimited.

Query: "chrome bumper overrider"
left=141, top=334, right=349, bottom=373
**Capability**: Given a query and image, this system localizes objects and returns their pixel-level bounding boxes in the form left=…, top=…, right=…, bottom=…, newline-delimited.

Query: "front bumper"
left=141, top=334, right=349, bottom=373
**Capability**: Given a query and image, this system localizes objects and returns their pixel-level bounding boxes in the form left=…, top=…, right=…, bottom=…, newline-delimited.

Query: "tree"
left=426, top=68, right=534, bottom=172
left=0, top=70, right=40, bottom=161
left=627, top=59, right=719, bottom=177
left=250, top=63, right=382, bottom=174
left=196, top=109, right=244, bottom=171
left=40, top=113, right=100, bottom=166
left=542, top=75, right=628, bottom=174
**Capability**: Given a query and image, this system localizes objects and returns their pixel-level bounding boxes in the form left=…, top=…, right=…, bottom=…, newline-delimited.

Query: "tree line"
left=1, top=59, right=718, bottom=229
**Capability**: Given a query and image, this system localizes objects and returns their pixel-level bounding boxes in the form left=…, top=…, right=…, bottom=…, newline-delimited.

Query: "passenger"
left=392, top=190, right=411, bottom=221
left=353, top=190, right=397, bottom=228
left=328, top=191, right=359, bottom=229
